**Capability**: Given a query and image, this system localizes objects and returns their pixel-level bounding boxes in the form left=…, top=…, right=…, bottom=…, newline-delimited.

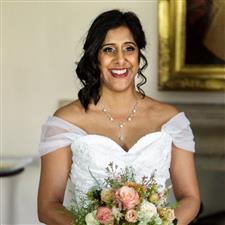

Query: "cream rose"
left=101, top=188, right=114, bottom=203
left=149, top=193, right=160, bottom=204
left=159, top=208, right=175, bottom=222
left=166, top=208, right=175, bottom=221
left=125, top=209, right=138, bottom=223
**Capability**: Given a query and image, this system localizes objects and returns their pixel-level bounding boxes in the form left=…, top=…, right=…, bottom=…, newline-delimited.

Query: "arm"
left=38, top=146, right=75, bottom=225
left=170, top=144, right=201, bottom=225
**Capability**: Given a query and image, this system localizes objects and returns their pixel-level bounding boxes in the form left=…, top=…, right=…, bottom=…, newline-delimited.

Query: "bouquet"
left=69, top=162, right=177, bottom=225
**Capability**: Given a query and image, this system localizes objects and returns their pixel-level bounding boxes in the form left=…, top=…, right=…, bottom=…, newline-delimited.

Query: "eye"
left=124, top=45, right=136, bottom=52
left=127, top=46, right=135, bottom=51
left=102, top=47, right=115, bottom=54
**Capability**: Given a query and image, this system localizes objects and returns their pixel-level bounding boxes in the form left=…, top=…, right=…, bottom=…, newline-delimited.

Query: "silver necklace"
left=101, top=101, right=138, bottom=142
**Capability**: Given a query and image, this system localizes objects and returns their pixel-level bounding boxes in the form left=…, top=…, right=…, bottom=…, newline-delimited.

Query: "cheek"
left=98, top=60, right=106, bottom=73
left=132, top=59, right=139, bottom=70
left=130, top=55, right=139, bottom=66
left=98, top=55, right=104, bottom=70
left=98, top=53, right=110, bottom=65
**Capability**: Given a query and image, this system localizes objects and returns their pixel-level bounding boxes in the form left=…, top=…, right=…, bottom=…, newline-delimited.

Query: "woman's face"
left=98, top=26, right=139, bottom=93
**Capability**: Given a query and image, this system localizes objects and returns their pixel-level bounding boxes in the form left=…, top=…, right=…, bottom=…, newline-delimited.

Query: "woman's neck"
left=98, top=89, right=141, bottom=113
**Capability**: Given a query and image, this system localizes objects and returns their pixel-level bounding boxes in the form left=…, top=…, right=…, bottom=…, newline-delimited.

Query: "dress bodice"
left=39, top=112, right=195, bottom=206
left=70, top=131, right=172, bottom=203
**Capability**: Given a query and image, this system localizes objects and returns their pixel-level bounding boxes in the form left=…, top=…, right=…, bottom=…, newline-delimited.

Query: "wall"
left=2, top=0, right=224, bottom=157
left=1, top=1, right=224, bottom=224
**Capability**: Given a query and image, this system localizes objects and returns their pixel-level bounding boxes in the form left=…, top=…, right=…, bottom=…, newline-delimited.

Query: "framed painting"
left=158, top=0, right=225, bottom=91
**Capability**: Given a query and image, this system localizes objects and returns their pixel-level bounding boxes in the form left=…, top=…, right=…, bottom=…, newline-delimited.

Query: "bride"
left=37, top=9, right=200, bottom=225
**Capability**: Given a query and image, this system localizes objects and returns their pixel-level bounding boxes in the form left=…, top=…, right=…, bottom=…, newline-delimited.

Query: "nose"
left=115, top=50, right=126, bottom=65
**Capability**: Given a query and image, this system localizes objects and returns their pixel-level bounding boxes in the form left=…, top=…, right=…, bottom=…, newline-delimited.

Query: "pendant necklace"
left=101, top=101, right=138, bottom=142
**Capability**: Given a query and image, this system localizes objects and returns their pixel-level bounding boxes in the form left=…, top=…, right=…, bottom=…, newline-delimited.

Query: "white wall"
left=1, top=1, right=224, bottom=224
left=2, top=0, right=224, bottom=157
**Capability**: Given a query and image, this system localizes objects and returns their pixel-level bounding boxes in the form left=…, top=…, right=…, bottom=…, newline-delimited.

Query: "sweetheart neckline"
left=51, top=112, right=183, bottom=153
left=78, top=131, right=168, bottom=153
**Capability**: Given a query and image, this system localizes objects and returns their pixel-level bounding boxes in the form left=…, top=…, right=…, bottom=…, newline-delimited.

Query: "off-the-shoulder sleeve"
left=162, top=112, right=195, bottom=152
left=39, top=116, right=86, bottom=156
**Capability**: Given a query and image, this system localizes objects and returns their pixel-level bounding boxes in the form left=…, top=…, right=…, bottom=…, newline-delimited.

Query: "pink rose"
left=125, top=209, right=138, bottom=223
left=96, top=206, right=113, bottom=224
left=115, top=186, right=140, bottom=210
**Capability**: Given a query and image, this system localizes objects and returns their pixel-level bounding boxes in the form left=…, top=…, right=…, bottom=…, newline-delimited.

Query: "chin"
left=111, top=84, right=134, bottom=93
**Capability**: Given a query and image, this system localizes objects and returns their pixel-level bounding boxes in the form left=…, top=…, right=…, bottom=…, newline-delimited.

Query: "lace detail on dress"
left=68, top=131, right=173, bottom=205
left=38, top=112, right=195, bottom=206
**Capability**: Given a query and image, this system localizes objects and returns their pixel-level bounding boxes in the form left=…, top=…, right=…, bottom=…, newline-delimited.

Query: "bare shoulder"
left=53, top=99, right=85, bottom=124
left=143, top=97, right=180, bottom=124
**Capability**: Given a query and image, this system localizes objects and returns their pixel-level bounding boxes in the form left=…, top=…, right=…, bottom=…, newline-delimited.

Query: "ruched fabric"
left=39, top=112, right=195, bottom=156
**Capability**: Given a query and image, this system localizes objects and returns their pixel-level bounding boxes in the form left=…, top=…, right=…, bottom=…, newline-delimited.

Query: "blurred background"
left=1, top=0, right=224, bottom=224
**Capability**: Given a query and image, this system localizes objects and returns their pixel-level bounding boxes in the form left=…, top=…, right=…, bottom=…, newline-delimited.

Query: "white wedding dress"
left=39, top=112, right=195, bottom=206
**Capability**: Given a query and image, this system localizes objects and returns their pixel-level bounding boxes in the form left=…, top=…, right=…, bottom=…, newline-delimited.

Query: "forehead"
left=103, top=26, right=136, bottom=44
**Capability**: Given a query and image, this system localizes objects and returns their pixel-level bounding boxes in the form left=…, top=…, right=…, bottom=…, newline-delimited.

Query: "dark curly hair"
left=76, top=9, right=148, bottom=110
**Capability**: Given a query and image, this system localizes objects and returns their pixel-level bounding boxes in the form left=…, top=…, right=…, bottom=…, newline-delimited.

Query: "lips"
left=110, top=68, right=128, bottom=78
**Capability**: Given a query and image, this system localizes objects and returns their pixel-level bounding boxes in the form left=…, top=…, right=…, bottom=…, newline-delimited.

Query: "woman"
left=38, top=10, right=200, bottom=225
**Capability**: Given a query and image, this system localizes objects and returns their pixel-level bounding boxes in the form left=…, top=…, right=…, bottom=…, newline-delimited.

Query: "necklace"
left=101, top=101, right=138, bottom=142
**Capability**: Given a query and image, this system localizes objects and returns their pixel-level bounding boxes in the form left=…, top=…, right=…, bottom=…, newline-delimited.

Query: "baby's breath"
left=68, top=163, right=177, bottom=225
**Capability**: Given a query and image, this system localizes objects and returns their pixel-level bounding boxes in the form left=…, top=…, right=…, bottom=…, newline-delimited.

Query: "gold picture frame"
left=158, top=0, right=225, bottom=91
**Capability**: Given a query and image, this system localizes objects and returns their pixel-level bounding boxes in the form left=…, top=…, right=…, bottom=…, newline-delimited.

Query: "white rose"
left=85, top=210, right=100, bottom=225
left=138, top=221, right=148, bottom=225
left=139, top=200, right=157, bottom=222
left=112, top=206, right=122, bottom=220
left=154, top=215, right=163, bottom=225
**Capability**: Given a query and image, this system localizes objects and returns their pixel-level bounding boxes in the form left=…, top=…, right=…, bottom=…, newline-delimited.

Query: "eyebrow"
left=101, top=41, right=137, bottom=48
